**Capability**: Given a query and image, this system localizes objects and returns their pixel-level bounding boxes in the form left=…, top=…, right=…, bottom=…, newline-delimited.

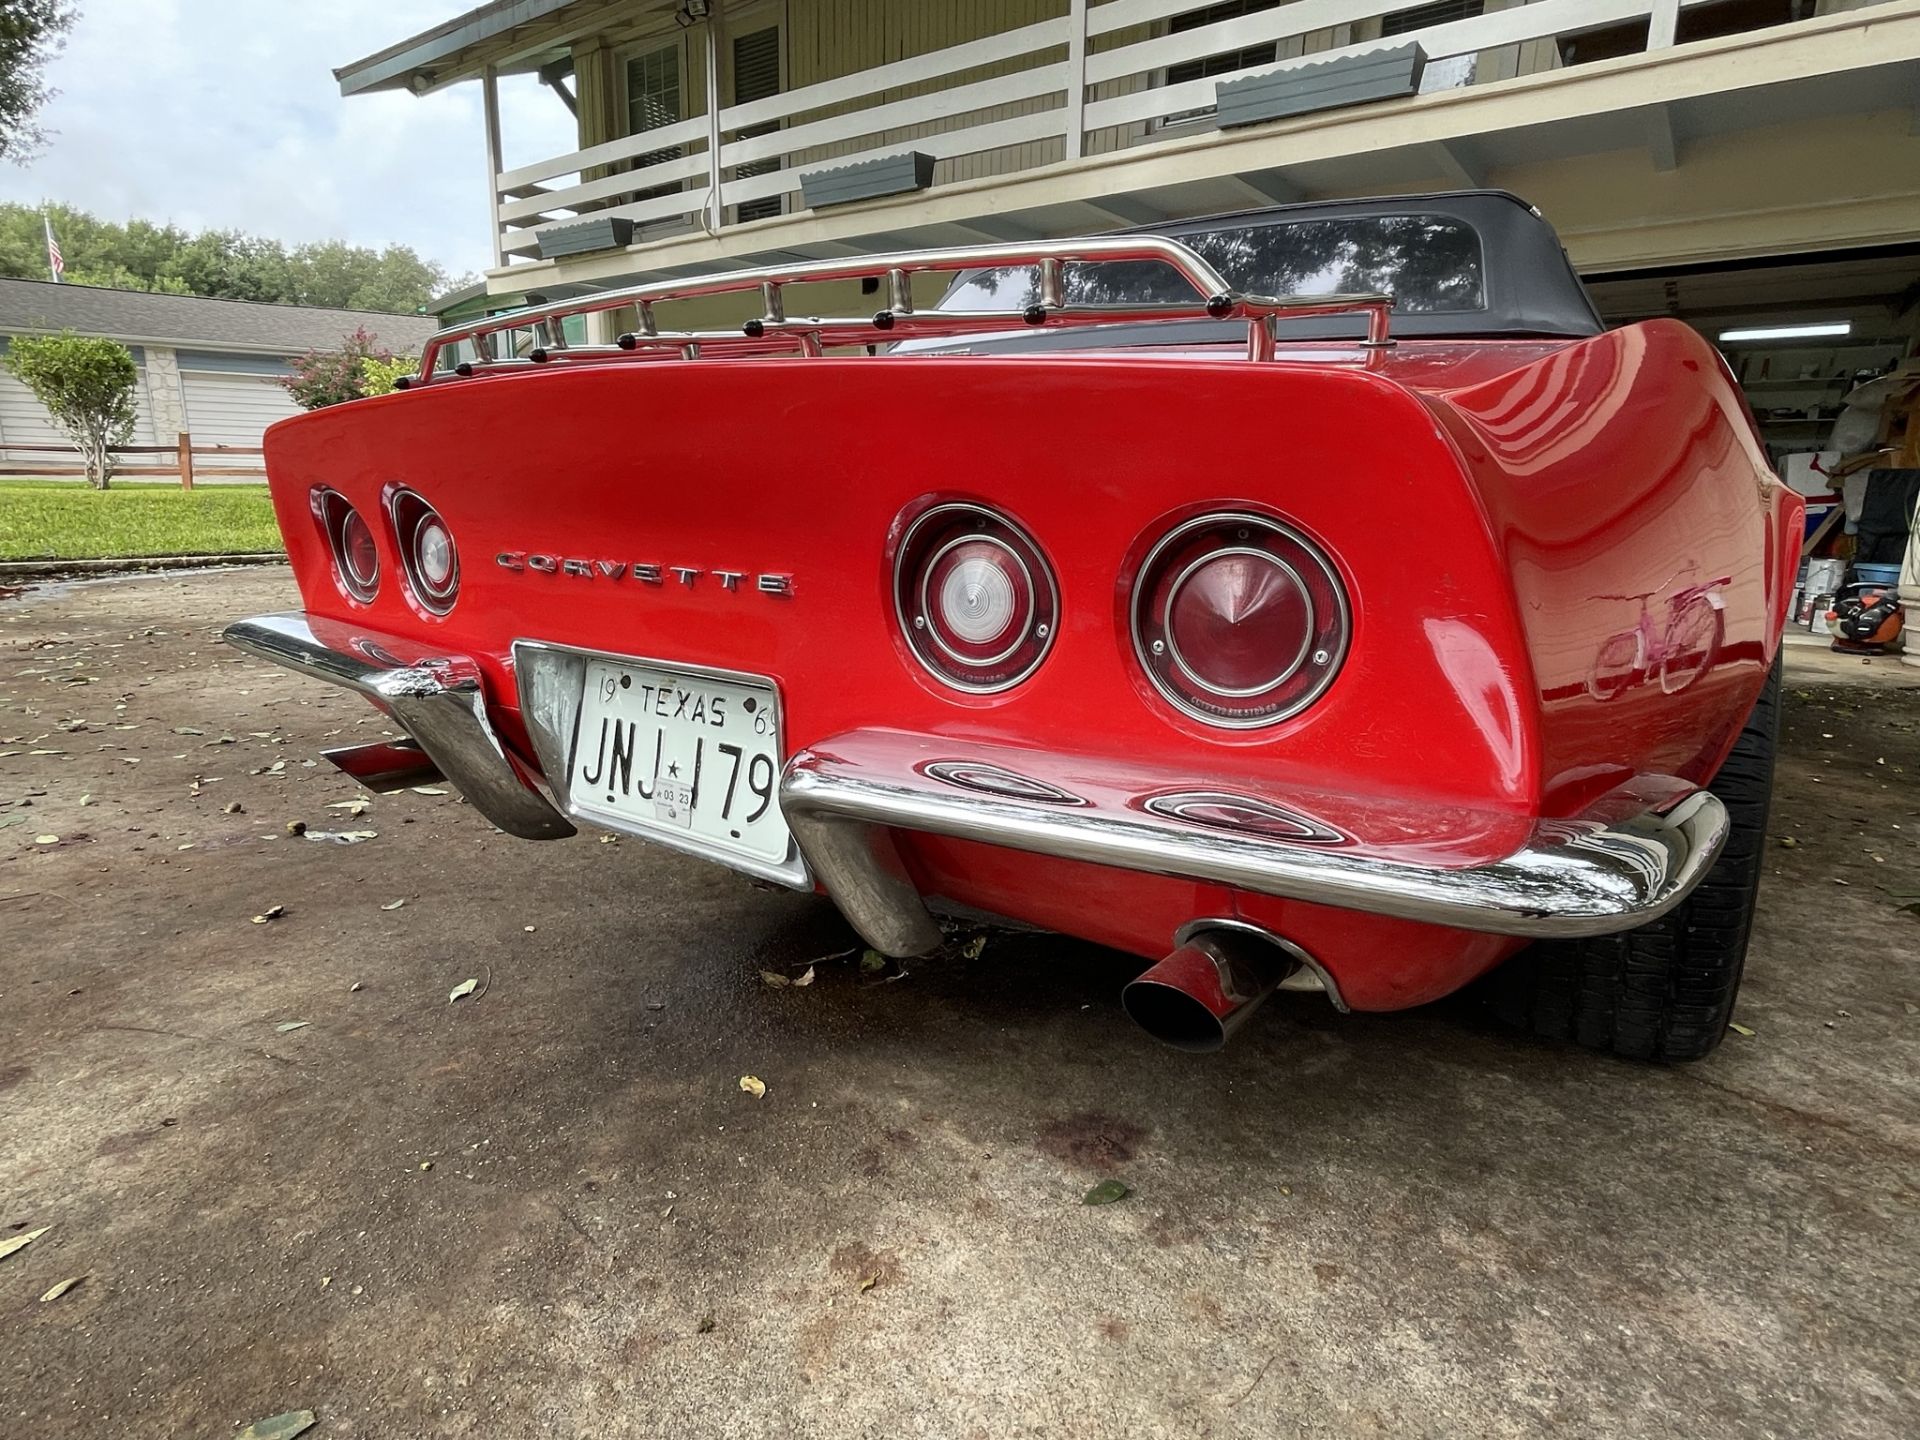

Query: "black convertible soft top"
left=920, top=190, right=1603, bottom=351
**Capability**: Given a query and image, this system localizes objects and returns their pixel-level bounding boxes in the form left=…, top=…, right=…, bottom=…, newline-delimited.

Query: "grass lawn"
left=0, top=479, right=285, bottom=561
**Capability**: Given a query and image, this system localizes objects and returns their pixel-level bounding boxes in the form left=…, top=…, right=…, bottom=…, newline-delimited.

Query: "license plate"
left=568, top=658, right=791, bottom=870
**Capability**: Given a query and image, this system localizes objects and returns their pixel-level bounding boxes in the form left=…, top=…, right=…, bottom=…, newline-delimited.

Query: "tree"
left=0, top=1, right=74, bottom=164
left=0, top=202, right=470, bottom=313
left=2, top=330, right=138, bottom=488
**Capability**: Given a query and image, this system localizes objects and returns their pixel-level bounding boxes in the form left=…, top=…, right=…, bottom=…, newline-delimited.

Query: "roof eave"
left=333, top=0, right=585, bottom=96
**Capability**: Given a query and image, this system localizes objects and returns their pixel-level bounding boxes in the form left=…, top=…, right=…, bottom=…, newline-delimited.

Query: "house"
left=0, top=279, right=437, bottom=463
left=339, top=0, right=1920, bottom=461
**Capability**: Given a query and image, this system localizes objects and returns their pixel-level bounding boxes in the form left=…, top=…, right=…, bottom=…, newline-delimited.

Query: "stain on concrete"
left=1036, top=1111, right=1148, bottom=1172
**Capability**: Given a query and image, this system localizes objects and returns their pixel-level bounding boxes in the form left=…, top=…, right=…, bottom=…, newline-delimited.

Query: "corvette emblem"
left=494, top=551, right=792, bottom=595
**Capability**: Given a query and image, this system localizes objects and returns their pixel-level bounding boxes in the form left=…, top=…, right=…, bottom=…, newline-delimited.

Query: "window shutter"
left=731, top=27, right=784, bottom=223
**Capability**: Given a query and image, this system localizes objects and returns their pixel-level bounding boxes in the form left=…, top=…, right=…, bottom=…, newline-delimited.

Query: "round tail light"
left=1132, top=512, right=1347, bottom=728
left=896, top=503, right=1057, bottom=692
left=315, top=489, right=378, bottom=603
left=389, top=489, right=459, bottom=614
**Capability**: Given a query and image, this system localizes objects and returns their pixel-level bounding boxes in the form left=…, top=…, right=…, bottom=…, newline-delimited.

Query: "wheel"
left=1487, top=656, right=1779, bottom=1062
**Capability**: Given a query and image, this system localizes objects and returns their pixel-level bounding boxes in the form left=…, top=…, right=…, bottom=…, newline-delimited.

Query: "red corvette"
left=227, top=192, right=1799, bottom=1060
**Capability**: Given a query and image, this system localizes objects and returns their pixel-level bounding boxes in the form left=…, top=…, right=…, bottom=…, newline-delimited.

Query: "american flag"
left=44, top=215, right=63, bottom=282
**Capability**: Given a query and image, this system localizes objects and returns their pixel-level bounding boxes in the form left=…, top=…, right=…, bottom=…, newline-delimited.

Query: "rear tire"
left=1488, top=657, right=1780, bottom=1062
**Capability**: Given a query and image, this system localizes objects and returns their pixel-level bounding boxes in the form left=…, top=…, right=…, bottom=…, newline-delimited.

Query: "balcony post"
left=1648, top=0, right=1680, bottom=49
left=481, top=63, right=504, bottom=269
left=1065, top=0, right=1088, bottom=161
left=704, top=1, right=726, bottom=233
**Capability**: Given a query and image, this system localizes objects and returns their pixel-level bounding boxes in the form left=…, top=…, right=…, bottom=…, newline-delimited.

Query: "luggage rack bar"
left=408, top=236, right=1393, bottom=386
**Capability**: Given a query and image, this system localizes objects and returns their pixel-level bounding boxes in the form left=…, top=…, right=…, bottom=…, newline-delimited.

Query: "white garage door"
left=181, top=355, right=303, bottom=456
left=0, top=344, right=156, bottom=459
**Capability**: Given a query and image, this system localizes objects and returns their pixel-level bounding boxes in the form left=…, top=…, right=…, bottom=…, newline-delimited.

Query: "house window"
left=1380, top=0, right=1485, bottom=37
left=730, top=25, right=784, bottom=224
left=624, top=41, right=685, bottom=202
left=1165, top=0, right=1283, bottom=86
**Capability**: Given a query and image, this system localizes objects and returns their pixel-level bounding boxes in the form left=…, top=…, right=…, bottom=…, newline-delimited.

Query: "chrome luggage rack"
left=407, top=236, right=1393, bottom=387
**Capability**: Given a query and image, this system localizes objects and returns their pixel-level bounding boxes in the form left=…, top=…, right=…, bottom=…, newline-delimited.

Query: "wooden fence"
left=0, top=432, right=264, bottom=490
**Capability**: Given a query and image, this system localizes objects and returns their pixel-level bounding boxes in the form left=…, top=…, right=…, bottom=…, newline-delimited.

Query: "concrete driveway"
left=3, top=568, right=1917, bottom=1440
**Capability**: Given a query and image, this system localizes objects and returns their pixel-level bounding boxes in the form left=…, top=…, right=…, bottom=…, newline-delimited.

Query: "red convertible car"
left=226, top=192, right=1799, bottom=1061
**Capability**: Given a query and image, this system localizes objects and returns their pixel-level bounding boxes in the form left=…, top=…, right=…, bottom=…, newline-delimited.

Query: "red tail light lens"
left=389, top=489, right=459, bottom=614
left=1133, top=512, right=1347, bottom=728
left=896, top=502, right=1057, bottom=692
left=316, top=489, right=378, bottom=603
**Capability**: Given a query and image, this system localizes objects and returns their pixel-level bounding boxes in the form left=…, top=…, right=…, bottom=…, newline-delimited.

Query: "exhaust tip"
left=1122, top=929, right=1304, bottom=1052
left=1121, top=977, right=1232, bottom=1053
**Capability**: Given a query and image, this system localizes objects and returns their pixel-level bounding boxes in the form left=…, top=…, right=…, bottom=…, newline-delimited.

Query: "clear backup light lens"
left=1133, top=512, right=1347, bottom=728
left=315, top=490, right=378, bottom=603
left=389, top=489, right=458, bottom=614
left=417, top=516, right=455, bottom=593
left=896, top=503, right=1057, bottom=692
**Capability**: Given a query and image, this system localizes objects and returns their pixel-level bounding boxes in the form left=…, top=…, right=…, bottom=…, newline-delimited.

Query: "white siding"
left=180, top=367, right=302, bottom=454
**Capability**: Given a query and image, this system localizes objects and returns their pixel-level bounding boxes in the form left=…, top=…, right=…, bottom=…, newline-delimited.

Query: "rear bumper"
left=222, top=613, right=573, bottom=841
left=224, top=613, right=1729, bottom=955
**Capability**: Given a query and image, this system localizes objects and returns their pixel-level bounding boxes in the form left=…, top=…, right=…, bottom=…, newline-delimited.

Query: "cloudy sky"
left=0, top=0, right=579, bottom=279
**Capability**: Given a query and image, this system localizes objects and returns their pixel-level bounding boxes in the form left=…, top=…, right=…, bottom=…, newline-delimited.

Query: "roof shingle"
left=0, top=277, right=440, bottom=355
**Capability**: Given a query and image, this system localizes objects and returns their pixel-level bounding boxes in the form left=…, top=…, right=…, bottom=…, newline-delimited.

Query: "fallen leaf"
left=284, top=820, right=306, bottom=836
left=412, top=786, right=449, bottom=796
left=738, top=1075, right=767, bottom=1098
left=961, top=935, right=988, bottom=960
left=859, top=949, right=886, bottom=974
left=760, top=970, right=791, bottom=988
left=327, top=799, right=371, bottom=815
left=0, top=1226, right=50, bottom=1261
left=305, top=830, right=377, bottom=844
left=234, top=1411, right=317, bottom=1440
left=39, top=1275, right=83, bottom=1303
left=252, top=904, right=286, bottom=925
left=1082, top=1179, right=1131, bottom=1206
left=1728, top=1021, right=1756, bottom=1037
left=276, top=1021, right=311, bottom=1033
left=1776, top=836, right=1797, bottom=848
left=349, top=982, right=364, bottom=992
left=380, top=898, right=408, bottom=911
left=172, top=726, right=204, bottom=736
left=859, top=1274, right=878, bottom=1293
left=33, top=834, right=58, bottom=845
left=448, top=977, right=479, bottom=1004
left=792, top=965, right=815, bottom=988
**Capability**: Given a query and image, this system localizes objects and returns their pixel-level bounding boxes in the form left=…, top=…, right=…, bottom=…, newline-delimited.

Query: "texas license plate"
left=568, top=658, right=790, bottom=869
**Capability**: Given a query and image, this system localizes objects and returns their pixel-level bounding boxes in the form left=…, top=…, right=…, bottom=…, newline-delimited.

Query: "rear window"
left=938, top=214, right=1485, bottom=315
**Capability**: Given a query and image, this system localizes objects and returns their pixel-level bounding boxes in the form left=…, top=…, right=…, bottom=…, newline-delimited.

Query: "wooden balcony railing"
left=488, top=0, right=1860, bottom=265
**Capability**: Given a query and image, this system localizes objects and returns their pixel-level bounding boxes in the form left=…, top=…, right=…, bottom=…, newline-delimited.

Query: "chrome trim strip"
left=414, top=235, right=1392, bottom=382
left=222, top=613, right=574, bottom=841
left=779, top=744, right=1730, bottom=952
left=511, top=638, right=813, bottom=891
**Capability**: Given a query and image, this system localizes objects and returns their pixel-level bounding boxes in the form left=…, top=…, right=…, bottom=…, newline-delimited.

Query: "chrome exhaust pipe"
left=1122, top=928, right=1302, bottom=1052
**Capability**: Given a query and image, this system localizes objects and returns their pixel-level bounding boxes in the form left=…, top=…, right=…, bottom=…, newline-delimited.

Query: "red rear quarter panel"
left=1423, top=319, right=1798, bottom=814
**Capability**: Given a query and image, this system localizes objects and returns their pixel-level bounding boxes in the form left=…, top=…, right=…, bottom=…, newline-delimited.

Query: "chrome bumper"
left=224, top=615, right=1729, bottom=959
left=778, top=733, right=1731, bottom=955
left=221, top=614, right=573, bottom=841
